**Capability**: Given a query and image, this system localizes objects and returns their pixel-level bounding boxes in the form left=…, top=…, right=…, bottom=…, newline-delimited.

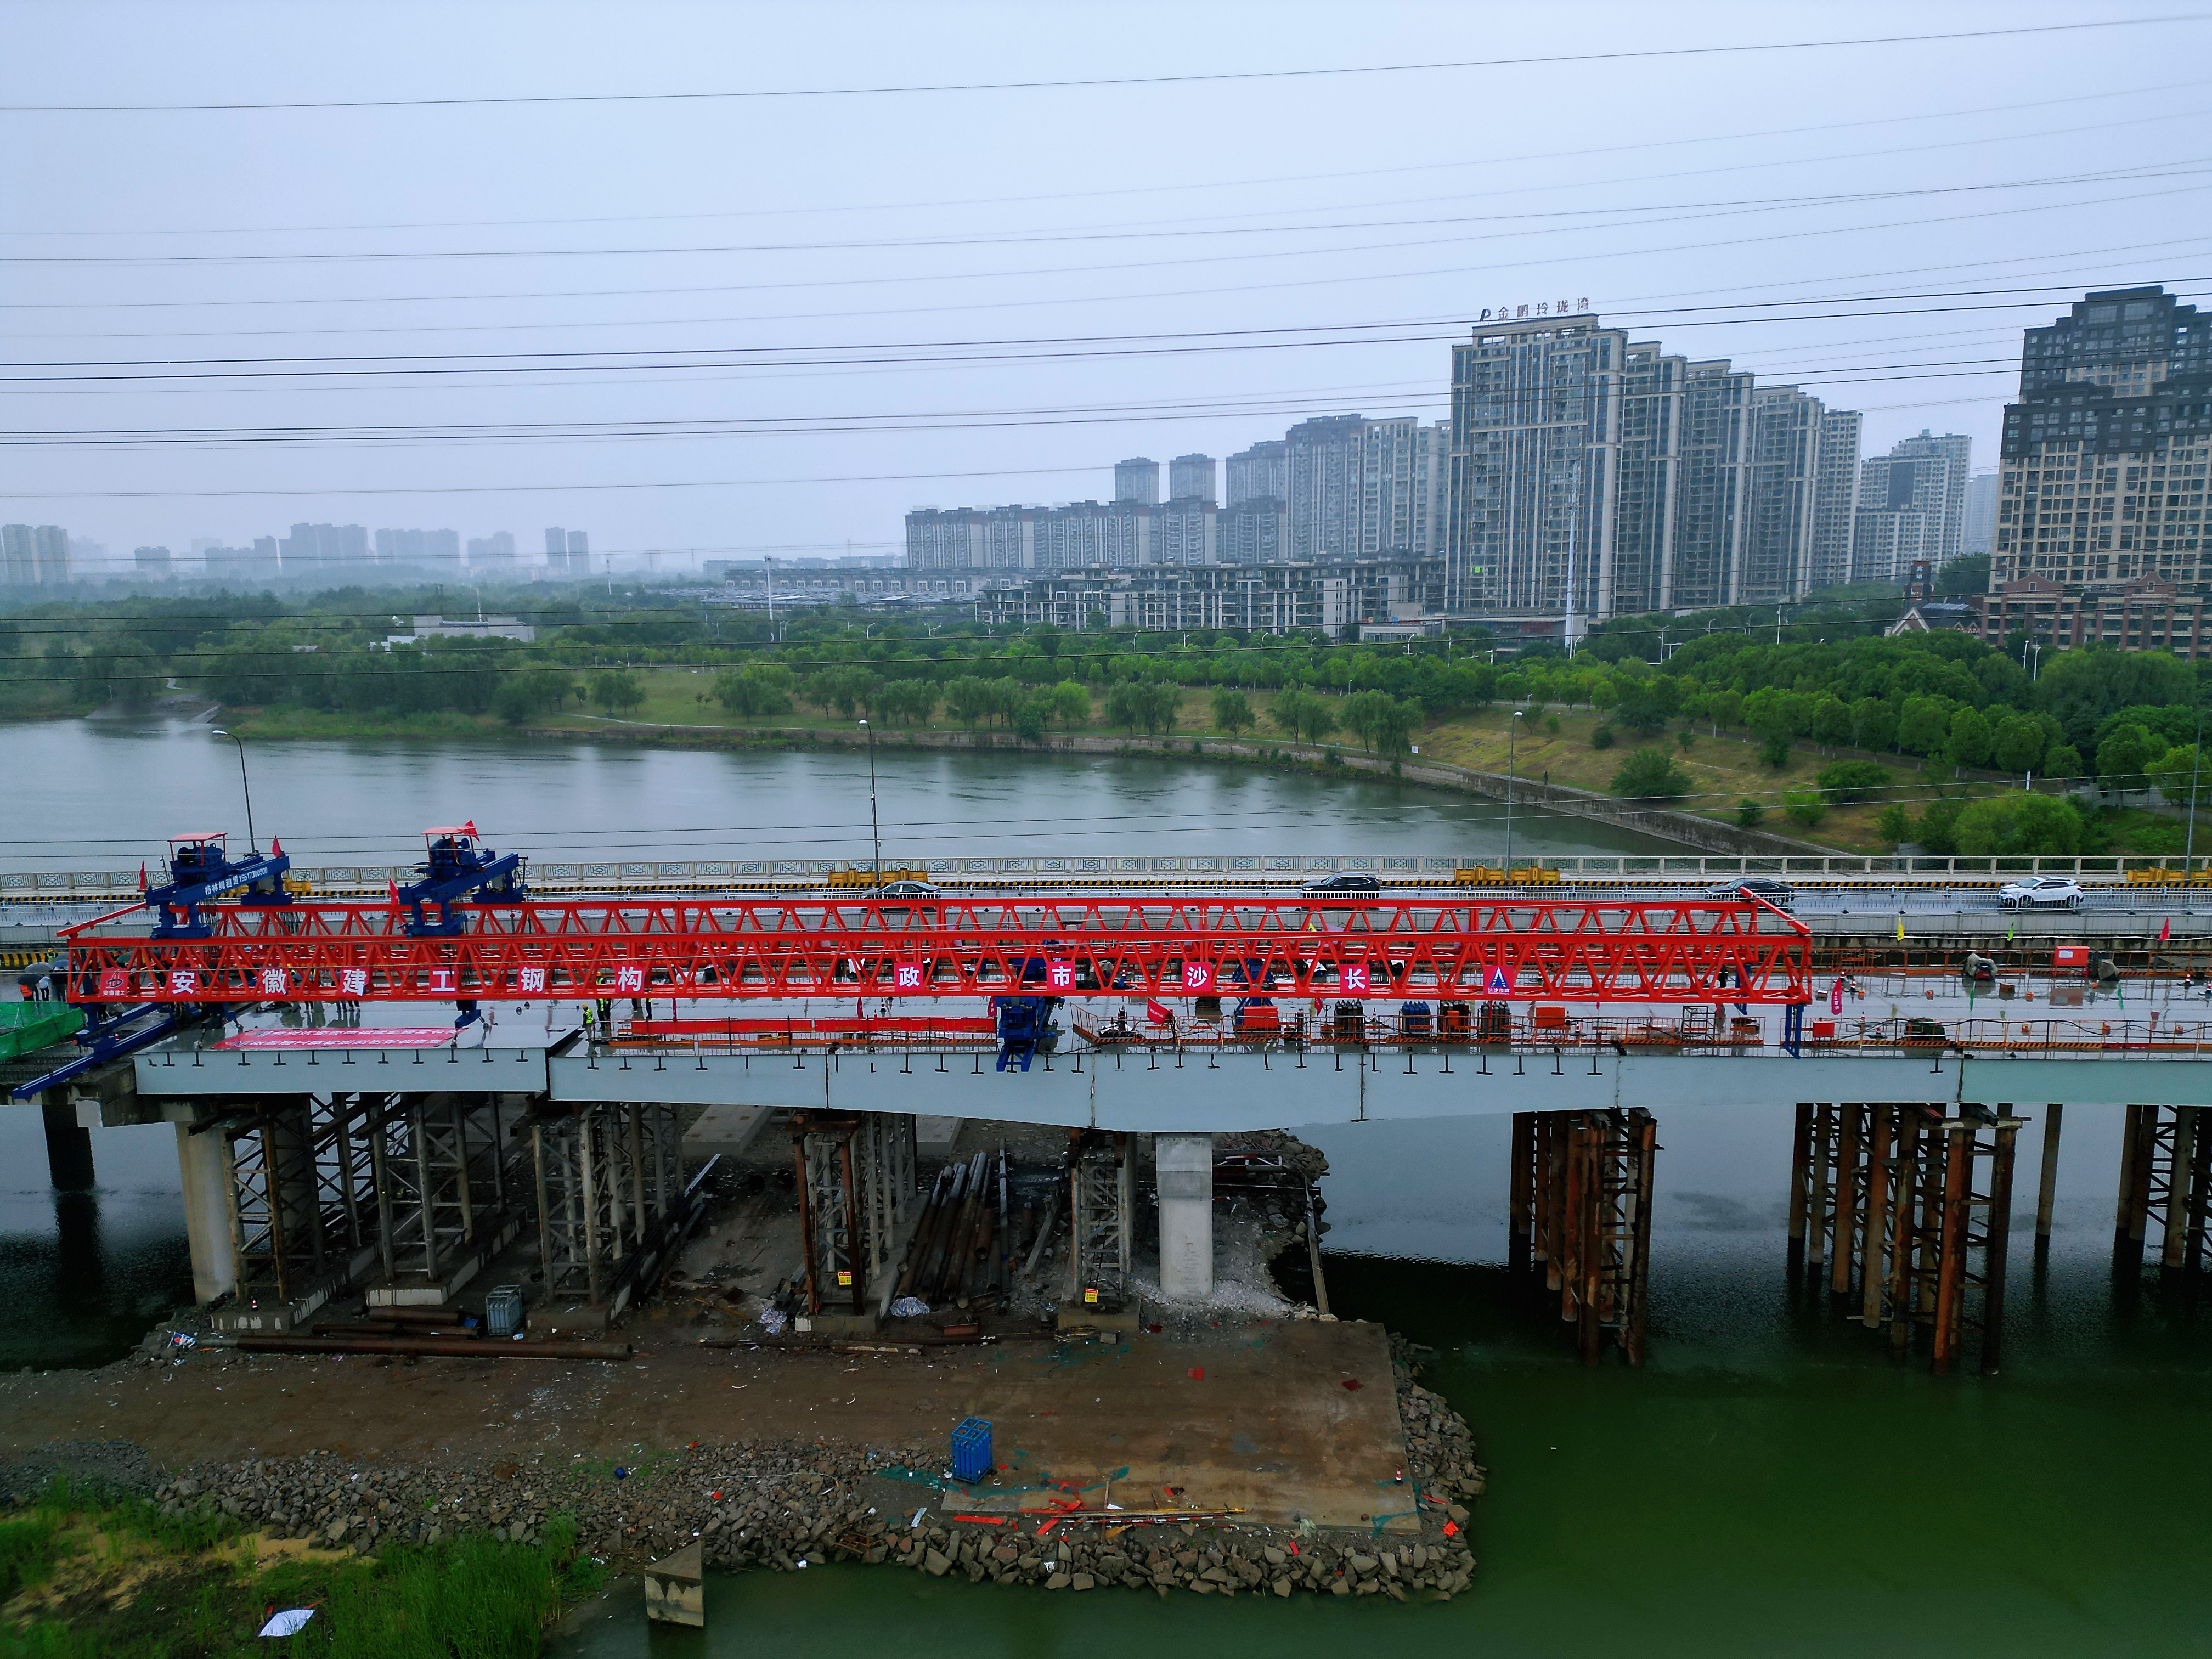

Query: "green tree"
left=1615, top=694, right=1669, bottom=737
left=1850, top=697, right=1899, bottom=753
left=2096, top=722, right=2161, bottom=792
left=494, top=666, right=575, bottom=725
left=1760, top=735, right=1793, bottom=770
left=944, top=675, right=1000, bottom=729
left=2147, top=743, right=2210, bottom=810
left=1590, top=724, right=1615, bottom=750
left=589, top=670, right=644, bottom=715
left=1104, top=680, right=1179, bottom=735
left=879, top=678, right=938, bottom=726
left=1704, top=689, right=1745, bottom=735
left=1610, top=748, right=1694, bottom=800
left=1810, top=696, right=1853, bottom=752
left=1991, top=713, right=2047, bottom=776
left=1210, top=687, right=1255, bottom=735
left=1944, top=707, right=1994, bottom=775
left=1013, top=695, right=1052, bottom=744
left=1047, top=681, right=1091, bottom=729
left=1816, top=760, right=1891, bottom=804
left=1916, top=798, right=1963, bottom=855
left=712, top=664, right=794, bottom=717
left=1339, top=689, right=1419, bottom=754
left=1736, top=798, right=1765, bottom=828
left=1897, top=695, right=1954, bottom=758
left=1783, top=788, right=1827, bottom=827
left=1269, top=687, right=1336, bottom=745
left=2044, top=743, right=2085, bottom=780
left=1952, top=793, right=2085, bottom=856
left=1875, top=802, right=1912, bottom=846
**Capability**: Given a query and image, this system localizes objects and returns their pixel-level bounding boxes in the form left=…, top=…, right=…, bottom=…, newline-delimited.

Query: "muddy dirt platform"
left=0, top=1314, right=1416, bottom=1532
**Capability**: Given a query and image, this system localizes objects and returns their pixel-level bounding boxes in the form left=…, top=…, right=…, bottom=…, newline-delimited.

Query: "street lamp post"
left=859, top=719, right=882, bottom=882
left=1503, top=710, right=1525, bottom=878
left=209, top=727, right=258, bottom=854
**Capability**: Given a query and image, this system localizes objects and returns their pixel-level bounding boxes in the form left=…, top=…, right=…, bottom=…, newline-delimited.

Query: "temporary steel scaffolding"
left=61, top=893, right=1811, bottom=1007
left=529, top=1102, right=682, bottom=1307
left=1510, top=1109, right=1658, bottom=1365
left=368, top=1092, right=519, bottom=1292
left=785, top=1111, right=920, bottom=1315
left=1069, top=1132, right=1135, bottom=1302
left=2115, top=1103, right=2212, bottom=1273
left=1791, top=1102, right=2024, bottom=1374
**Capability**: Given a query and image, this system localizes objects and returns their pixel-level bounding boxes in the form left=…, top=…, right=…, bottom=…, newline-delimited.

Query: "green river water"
left=5, top=721, right=2208, bottom=1654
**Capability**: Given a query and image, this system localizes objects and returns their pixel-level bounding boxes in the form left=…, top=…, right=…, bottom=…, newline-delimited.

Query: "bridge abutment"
left=1156, top=1132, right=1215, bottom=1300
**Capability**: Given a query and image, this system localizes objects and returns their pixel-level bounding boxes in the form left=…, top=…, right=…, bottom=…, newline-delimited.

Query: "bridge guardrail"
left=5, top=851, right=2208, bottom=903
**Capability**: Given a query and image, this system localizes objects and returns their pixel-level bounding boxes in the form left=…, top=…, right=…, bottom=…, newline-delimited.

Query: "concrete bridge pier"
left=175, top=1121, right=236, bottom=1306
left=41, top=1099, right=94, bottom=1192
left=1155, top=1132, right=1214, bottom=1300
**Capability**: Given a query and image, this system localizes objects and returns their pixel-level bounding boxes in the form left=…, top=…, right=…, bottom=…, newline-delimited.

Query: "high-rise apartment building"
left=1853, top=432, right=1970, bottom=584
left=1284, top=414, right=1449, bottom=562
left=1810, top=409, right=1864, bottom=589
left=1963, top=472, right=1999, bottom=554
left=3, top=525, right=72, bottom=584
left=1445, top=314, right=1627, bottom=625
left=1991, top=285, right=2209, bottom=601
left=1226, top=440, right=1286, bottom=506
left=204, top=539, right=280, bottom=583
left=1742, top=387, right=1823, bottom=604
left=1168, top=453, right=1216, bottom=504
left=133, top=546, right=172, bottom=575
left=1215, top=497, right=1288, bottom=565
left=1114, top=458, right=1160, bottom=505
left=280, top=523, right=370, bottom=573
left=1443, top=313, right=1850, bottom=623
left=467, top=531, right=518, bottom=567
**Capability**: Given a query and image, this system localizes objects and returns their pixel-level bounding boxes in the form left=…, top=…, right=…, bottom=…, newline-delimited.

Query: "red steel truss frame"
left=62, top=893, right=1810, bottom=1006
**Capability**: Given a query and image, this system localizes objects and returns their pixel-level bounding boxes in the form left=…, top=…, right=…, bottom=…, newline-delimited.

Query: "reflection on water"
left=0, top=1111, right=191, bottom=1371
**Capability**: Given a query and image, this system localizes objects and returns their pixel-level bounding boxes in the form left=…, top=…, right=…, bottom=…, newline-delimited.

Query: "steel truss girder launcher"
left=60, top=893, right=1812, bottom=1007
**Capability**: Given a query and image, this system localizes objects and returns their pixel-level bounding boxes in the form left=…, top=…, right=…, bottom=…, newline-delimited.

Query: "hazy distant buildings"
left=279, top=523, right=371, bottom=574
left=543, top=527, right=590, bottom=575
left=372, top=528, right=462, bottom=572
left=2, top=524, right=71, bottom=585
left=1168, top=453, right=1216, bottom=503
left=1226, top=440, right=1286, bottom=506
left=1113, top=458, right=1160, bottom=505
left=204, top=538, right=280, bottom=583
left=133, top=546, right=172, bottom=575
left=466, top=531, right=517, bottom=568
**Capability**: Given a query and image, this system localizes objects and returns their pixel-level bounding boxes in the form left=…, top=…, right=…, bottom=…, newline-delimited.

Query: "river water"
left=6, top=719, right=2208, bottom=1654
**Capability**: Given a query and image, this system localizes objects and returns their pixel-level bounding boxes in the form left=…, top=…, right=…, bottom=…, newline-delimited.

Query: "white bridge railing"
left=3, top=851, right=2205, bottom=901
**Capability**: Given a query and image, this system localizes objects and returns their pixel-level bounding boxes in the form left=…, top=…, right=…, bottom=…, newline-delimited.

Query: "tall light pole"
left=1503, top=709, right=1525, bottom=878
left=210, top=727, right=258, bottom=854
left=859, top=719, right=882, bottom=882
left=2188, top=699, right=2205, bottom=878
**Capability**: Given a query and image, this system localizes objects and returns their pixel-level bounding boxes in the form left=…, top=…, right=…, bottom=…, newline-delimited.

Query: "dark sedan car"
left=1703, top=876, right=1795, bottom=910
left=1300, top=872, right=1383, bottom=896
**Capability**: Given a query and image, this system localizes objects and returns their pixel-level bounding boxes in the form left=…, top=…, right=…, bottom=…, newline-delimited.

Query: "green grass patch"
left=0, top=1483, right=592, bottom=1659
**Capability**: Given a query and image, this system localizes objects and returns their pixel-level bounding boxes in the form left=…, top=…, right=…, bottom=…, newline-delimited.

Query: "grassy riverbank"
left=215, top=669, right=2148, bottom=859
left=0, top=1481, right=596, bottom=1657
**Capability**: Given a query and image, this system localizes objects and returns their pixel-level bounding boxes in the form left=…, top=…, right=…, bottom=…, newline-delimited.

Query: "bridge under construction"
left=8, top=826, right=2211, bottom=1380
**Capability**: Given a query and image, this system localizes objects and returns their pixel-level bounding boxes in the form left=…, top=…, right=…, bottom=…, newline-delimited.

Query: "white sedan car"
left=1998, top=876, right=2084, bottom=911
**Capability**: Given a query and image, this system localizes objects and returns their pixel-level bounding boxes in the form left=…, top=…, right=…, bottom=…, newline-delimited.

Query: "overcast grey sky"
left=6, top=1, right=2209, bottom=572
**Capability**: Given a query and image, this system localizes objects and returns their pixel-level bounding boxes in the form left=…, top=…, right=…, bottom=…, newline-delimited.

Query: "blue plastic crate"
left=950, top=1416, right=994, bottom=1483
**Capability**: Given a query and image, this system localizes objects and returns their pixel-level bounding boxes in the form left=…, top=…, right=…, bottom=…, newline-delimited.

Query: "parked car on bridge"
left=863, top=879, right=940, bottom=900
left=1300, top=872, right=1382, bottom=897
left=1998, top=875, right=2084, bottom=911
left=1703, top=876, right=1796, bottom=910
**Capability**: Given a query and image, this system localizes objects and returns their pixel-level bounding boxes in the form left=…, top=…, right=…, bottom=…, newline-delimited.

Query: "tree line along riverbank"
left=6, top=579, right=2206, bottom=858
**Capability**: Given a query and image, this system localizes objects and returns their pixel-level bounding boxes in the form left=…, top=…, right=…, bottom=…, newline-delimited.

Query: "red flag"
left=137, top=861, right=146, bottom=892
left=1146, top=1000, right=1171, bottom=1024
left=2161, top=916, right=2172, bottom=942
left=270, top=837, right=282, bottom=856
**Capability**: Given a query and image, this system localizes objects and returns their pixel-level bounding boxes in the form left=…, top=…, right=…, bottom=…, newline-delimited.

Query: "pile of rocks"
left=127, top=1335, right=1486, bottom=1606
left=891, top=1523, right=1471, bottom=1600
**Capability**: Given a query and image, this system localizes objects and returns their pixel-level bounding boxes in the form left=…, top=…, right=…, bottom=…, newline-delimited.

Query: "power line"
left=12, top=160, right=2204, bottom=271
left=10, top=80, right=2206, bottom=247
left=4, top=19, right=2194, bottom=112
